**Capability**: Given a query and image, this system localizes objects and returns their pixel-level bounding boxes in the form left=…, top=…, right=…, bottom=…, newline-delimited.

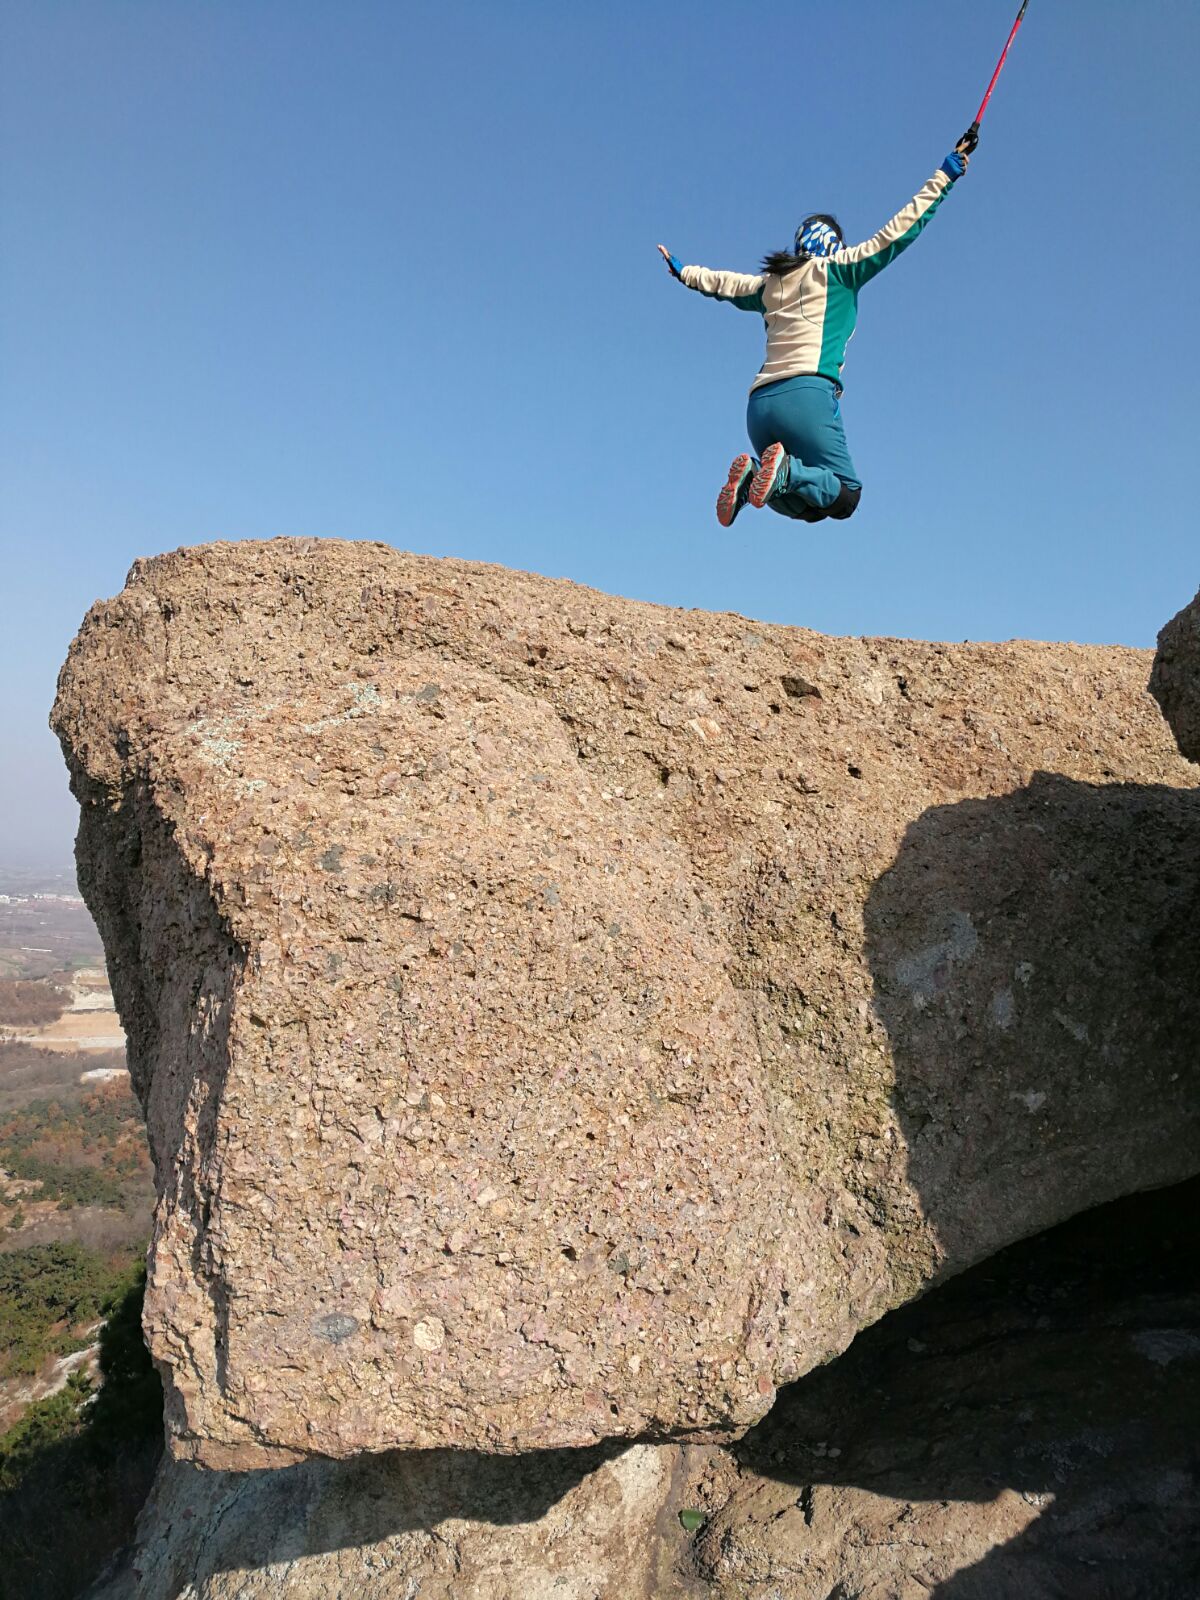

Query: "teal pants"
left=746, top=375, right=862, bottom=522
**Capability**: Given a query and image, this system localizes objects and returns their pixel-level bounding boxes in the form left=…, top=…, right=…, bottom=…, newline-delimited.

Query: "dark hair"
left=761, top=212, right=844, bottom=276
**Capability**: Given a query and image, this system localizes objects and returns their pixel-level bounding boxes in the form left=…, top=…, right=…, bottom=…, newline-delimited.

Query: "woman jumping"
left=658, top=140, right=972, bottom=528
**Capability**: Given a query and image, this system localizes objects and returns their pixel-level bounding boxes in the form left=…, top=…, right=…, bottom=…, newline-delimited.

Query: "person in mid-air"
left=658, top=139, right=972, bottom=528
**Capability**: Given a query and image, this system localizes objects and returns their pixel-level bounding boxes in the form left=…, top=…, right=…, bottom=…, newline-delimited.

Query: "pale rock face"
left=53, top=540, right=1200, bottom=1468
left=87, top=1441, right=714, bottom=1600
left=1152, top=587, right=1200, bottom=762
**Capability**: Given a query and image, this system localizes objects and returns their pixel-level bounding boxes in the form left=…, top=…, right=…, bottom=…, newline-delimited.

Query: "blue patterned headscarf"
left=795, top=219, right=843, bottom=258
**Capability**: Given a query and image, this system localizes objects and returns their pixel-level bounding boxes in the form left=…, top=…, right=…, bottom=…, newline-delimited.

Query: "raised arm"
left=657, top=244, right=765, bottom=312
left=832, top=146, right=970, bottom=291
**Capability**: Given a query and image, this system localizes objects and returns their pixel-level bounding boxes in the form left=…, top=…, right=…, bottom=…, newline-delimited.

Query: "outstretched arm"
left=657, top=244, right=765, bottom=313
left=832, top=143, right=971, bottom=291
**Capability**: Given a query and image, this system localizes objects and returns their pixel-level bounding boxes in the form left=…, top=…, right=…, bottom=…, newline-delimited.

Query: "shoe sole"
left=716, top=454, right=754, bottom=528
left=749, top=442, right=786, bottom=508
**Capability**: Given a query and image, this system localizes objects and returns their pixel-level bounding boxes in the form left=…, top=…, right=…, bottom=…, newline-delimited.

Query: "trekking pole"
left=959, top=0, right=1030, bottom=153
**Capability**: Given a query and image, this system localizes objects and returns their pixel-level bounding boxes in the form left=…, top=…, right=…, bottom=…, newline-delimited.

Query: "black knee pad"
left=827, top=482, right=862, bottom=520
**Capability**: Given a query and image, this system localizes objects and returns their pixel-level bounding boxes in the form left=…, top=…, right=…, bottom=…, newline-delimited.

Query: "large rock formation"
left=53, top=540, right=1200, bottom=1471
left=1152, top=587, right=1200, bottom=761
left=90, top=1178, right=1200, bottom=1600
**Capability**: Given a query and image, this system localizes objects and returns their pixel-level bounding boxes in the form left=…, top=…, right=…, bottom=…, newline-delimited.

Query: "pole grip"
left=959, top=121, right=980, bottom=155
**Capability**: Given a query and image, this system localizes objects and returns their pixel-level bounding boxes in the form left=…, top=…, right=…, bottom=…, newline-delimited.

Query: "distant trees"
left=0, top=1041, right=118, bottom=1114
left=0, top=1259, right=161, bottom=1599
left=0, top=980, right=69, bottom=1029
left=0, top=1029, right=160, bottom=1599
left=0, top=1086, right=152, bottom=1213
left=0, top=1241, right=126, bottom=1380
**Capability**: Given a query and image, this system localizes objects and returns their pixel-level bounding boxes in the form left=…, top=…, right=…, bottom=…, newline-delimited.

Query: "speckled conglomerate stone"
left=1152, top=587, right=1200, bottom=762
left=52, top=540, right=1200, bottom=1468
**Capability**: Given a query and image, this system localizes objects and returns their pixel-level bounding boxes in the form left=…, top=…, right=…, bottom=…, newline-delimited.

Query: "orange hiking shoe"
left=716, top=453, right=755, bottom=527
left=749, top=441, right=788, bottom=508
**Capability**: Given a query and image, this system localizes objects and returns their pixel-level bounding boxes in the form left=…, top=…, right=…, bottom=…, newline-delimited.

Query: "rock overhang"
left=52, top=539, right=1200, bottom=1466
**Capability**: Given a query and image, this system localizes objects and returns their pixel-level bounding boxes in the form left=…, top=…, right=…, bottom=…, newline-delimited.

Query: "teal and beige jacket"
left=680, top=168, right=956, bottom=393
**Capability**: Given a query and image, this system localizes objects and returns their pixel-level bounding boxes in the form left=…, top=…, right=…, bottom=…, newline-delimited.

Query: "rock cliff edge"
left=53, top=540, right=1200, bottom=1470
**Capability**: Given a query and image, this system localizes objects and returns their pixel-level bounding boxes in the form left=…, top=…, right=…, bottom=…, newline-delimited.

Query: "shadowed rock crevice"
left=865, top=772, right=1200, bottom=1276
left=66, top=768, right=248, bottom=1454
left=690, top=768, right=1200, bottom=1596
left=700, top=1177, right=1200, bottom=1600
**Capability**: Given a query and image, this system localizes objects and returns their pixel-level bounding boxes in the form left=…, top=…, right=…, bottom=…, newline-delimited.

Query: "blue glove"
left=940, top=150, right=967, bottom=182
left=666, top=252, right=683, bottom=279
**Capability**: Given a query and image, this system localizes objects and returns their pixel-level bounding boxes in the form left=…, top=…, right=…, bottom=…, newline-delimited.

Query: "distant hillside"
left=0, top=1258, right=162, bottom=1600
left=0, top=876, right=104, bottom=981
left=0, top=890, right=156, bottom=1599
left=0, top=981, right=69, bottom=1029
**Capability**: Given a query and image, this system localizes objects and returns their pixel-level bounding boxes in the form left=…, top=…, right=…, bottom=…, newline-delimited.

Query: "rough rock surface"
left=53, top=540, right=1200, bottom=1466
left=696, top=1177, right=1200, bottom=1599
left=91, top=1179, right=1200, bottom=1600
left=88, top=1440, right=709, bottom=1600
left=1152, top=587, right=1200, bottom=761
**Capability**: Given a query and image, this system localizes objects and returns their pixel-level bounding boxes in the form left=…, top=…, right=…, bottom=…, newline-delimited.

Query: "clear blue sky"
left=2, top=0, right=1198, bottom=866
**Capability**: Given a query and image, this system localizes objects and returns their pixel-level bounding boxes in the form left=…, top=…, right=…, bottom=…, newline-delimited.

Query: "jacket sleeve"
left=680, top=264, right=766, bottom=312
left=831, top=170, right=954, bottom=291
